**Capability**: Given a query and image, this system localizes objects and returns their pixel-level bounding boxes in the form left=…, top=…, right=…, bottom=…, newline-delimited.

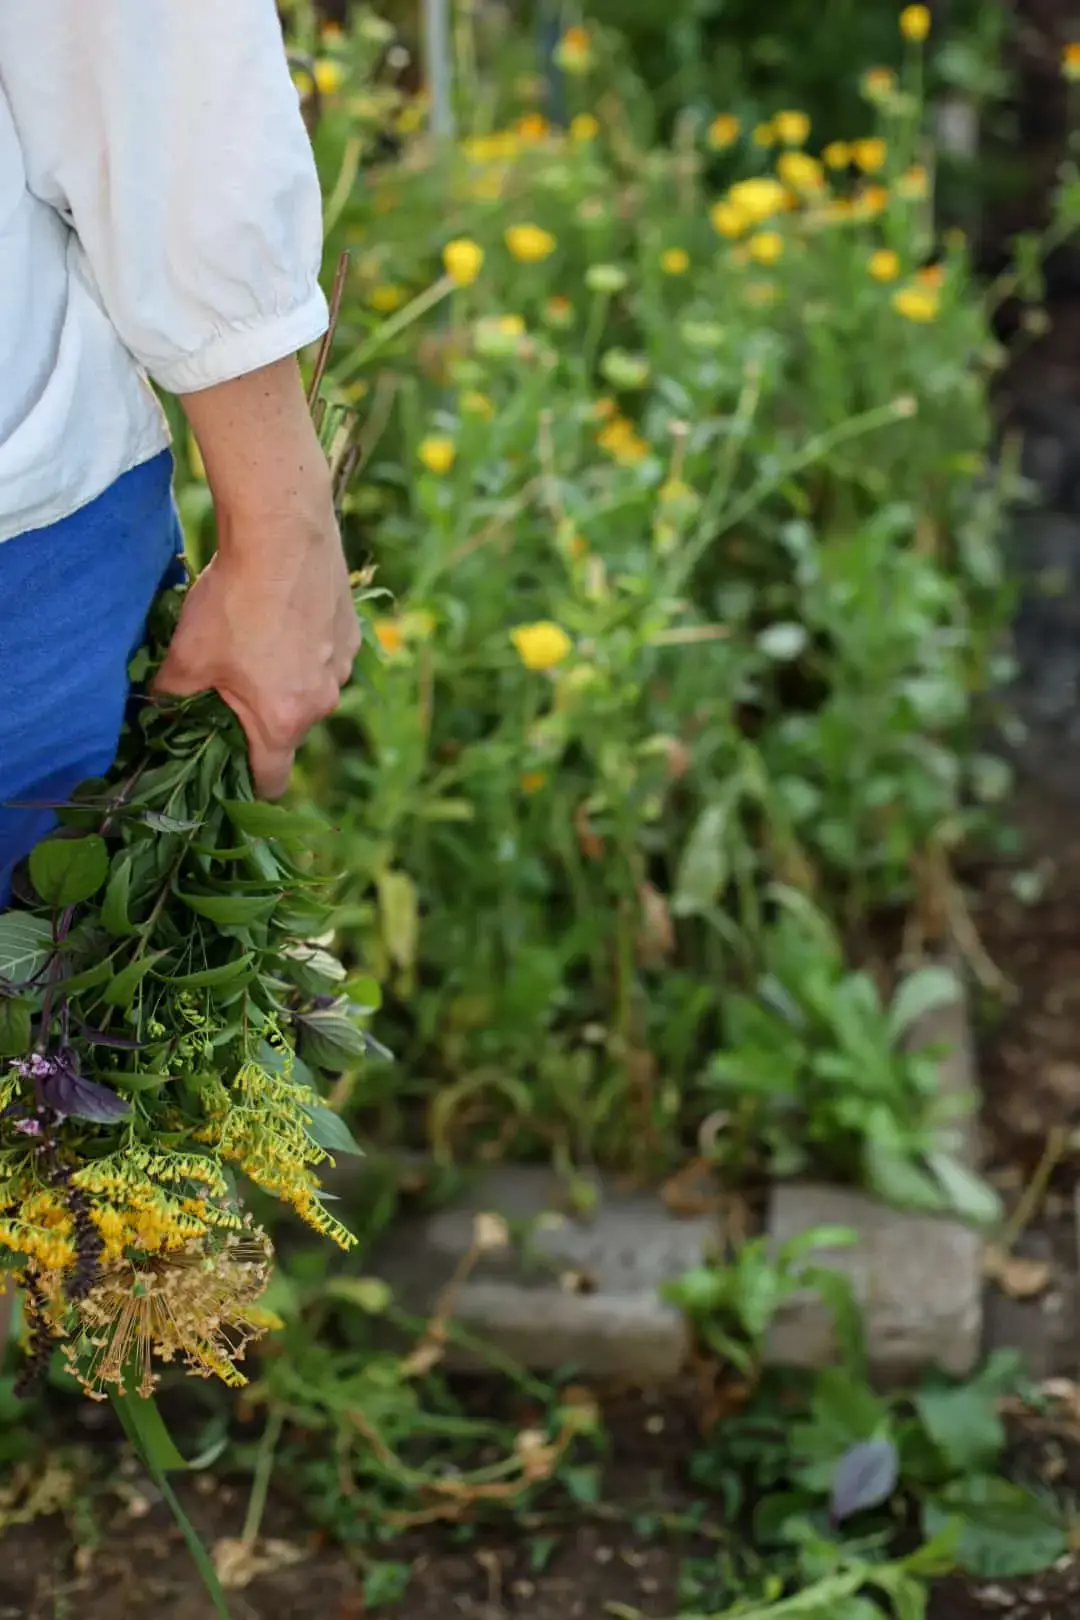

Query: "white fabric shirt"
left=0, top=0, right=329, bottom=544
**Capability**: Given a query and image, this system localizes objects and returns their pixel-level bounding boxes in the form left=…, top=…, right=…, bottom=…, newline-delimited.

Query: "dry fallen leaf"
left=473, top=1211, right=510, bottom=1252
left=983, top=1244, right=1053, bottom=1300
left=212, top=1536, right=306, bottom=1591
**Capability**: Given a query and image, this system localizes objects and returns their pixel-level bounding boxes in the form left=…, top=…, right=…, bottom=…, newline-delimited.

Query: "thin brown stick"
left=306, top=251, right=351, bottom=409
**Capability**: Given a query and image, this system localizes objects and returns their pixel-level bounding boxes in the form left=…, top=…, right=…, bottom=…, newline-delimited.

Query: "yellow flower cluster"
left=511, top=622, right=573, bottom=671
left=596, top=414, right=649, bottom=466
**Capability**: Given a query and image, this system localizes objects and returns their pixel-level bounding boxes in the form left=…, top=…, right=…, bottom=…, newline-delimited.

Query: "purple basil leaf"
left=40, top=1054, right=130, bottom=1124
left=831, top=1439, right=900, bottom=1524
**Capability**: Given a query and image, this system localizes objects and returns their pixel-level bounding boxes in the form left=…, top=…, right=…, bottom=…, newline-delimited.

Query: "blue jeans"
left=0, top=451, right=182, bottom=906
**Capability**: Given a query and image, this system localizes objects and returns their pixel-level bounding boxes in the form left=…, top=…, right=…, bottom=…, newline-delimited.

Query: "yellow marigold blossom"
left=918, top=261, right=946, bottom=288
left=520, top=769, right=548, bottom=795
left=375, top=619, right=405, bottom=655
left=862, top=67, right=898, bottom=100
left=823, top=140, right=852, bottom=169
left=313, top=58, right=345, bottom=95
left=461, top=389, right=495, bottom=418
left=853, top=137, right=887, bottom=173
left=728, top=176, right=788, bottom=222
left=368, top=283, right=407, bottom=313
left=516, top=112, right=551, bottom=143
left=418, top=436, right=456, bottom=475
left=570, top=113, right=600, bottom=142
left=505, top=223, right=558, bottom=263
left=707, top=114, right=741, bottom=150
left=511, top=621, right=573, bottom=671
left=660, top=247, right=691, bottom=275
left=774, top=109, right=810, bottom=146
left=893, top=284, right=939, bottom=322
left=777, top=150, right=825, bottom=193
left=869, top=248, right=902, bottom=282
left=749, top=230, right=784, bottom=265
left=443, top=238, right=485, bottom=287
left=752, top=121, right=777, bottom=148
left=897, top=163, right=930, bottom=200
left=1065, top=43, right=1080, bottom=81
left=556, top=25, right=593, bottom=74
left=854, top=184, right=889, bottom=219
left=900, top=4, right=931, bottom=41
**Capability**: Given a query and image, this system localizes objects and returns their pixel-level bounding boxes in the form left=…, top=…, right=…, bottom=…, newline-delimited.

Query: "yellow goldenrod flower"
left=1065, top=43, right=1080, bottom=81
left=869, top=248, right=901, bottom=282
left=461, top=389, right=495, bottom=418
left=749, top=230, right=784, bottom=264
left=313, top=58, right=345, bottom=95
left=853, top=137, right=887, bottom=173
left=728, top=176, right=788, bottom=222
left=900, top=4, right=931, bottom=41
left=862, top=67, right=898, bottom=101
left=570, top=113, right=600, bottom=142
left=893, top=284, right=939, bottom=321
left=774, top=109, right=810, bottom=146
left=418, top=436, right=456, bottom=475
left=368, top=283, right=407, bottom=313
left=752, top=121, right=777, bottom=148
left=707, top=114, right=741, bottom=150
left=660, top=247, right=691, bottom=275
left=443, top=238, right=485, bottom=287
left=823, top=140, right=852, bottom=170
left=519, top=769, right=548, bottom=795
left=777, top=150, right=825, bottom=194
left=897, top=163, right=930, bottom=200
left=505, top=223, right=558, bottom=263
left=555, top=25, right=593, bottom=74
left=511, top=621, right=573, bottom=671
left=516, top=112, right=551, bottom=143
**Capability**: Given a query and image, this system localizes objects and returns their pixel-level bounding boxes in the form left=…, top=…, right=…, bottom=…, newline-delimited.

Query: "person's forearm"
left=178, top=356, right=333, bottom=543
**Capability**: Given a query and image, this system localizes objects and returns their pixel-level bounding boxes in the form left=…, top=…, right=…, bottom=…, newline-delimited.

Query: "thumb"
left=151, top=648, right=211, bottom=700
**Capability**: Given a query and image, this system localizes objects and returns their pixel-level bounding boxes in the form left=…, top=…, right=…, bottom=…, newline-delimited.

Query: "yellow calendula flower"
left=443, top=238, right=485, bottom=287
left=505, top=223, right=558, bottom=263
left=853, top=137, right=887, bottom=173
left=893, top=284, right=939, bottom=322
left=313, top=58, right=345, bottom=95
left=918, top=261, right=946, bottom=289
left=418, top=436, right=456, bottom=475
left=519, top=770, right=548, bottom=796
left=862, top=67, right=898, bottom=101
left=897, top=163, right=930, bottom=200
left=774, top=109, right=810, bottom=146
left=710, top=199, right=746, bottom=238
left=516, top=112, right=551, bottom=143
left=707, top=113, right=741, bottom=150
left=900, top=4, right=931, bottom=41
left=854, top=184, right=889, bottom=219
left=555, top=25, right=593, bottom=74
left=777, top=150, right=825, bottom=194
left=374, top=620, right=405, bottom=655
left=660, top=247, right=691, bottom=275
left=728, top=177, right=788, bottom=223
left=596, top=416, right=649, bottom=466
left=570, top=113, right=600, bottom=142
left=368, top=283, right=407, bottom=313
left=823, top=140, right=852, bottom=170
left=511, top=621, right=573, bottom=671
left=869, top=248, right=901, bottom=282
left=752, top=121, right=777, bottom=148
left=748, top=230, right=784, bottom=265
left=1065, top=43, right=1080, bottom=81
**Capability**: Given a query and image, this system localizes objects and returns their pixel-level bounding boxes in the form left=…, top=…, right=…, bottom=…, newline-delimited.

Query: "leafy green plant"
left=704, top=898, right=1001, bottom=1225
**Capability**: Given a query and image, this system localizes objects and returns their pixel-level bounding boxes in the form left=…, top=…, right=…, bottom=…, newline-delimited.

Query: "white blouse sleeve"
left=0, top=0, right=329, bottom=394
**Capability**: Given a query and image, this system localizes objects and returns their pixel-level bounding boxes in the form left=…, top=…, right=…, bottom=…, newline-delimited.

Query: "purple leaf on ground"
left=39, top=1051, right=131, bottom=1124
left=831, top=1439, right=900, bottom=1524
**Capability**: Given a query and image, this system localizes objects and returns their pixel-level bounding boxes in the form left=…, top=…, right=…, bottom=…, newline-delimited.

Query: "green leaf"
left=0, top=914, right=53, bottom=985
left=926, top=1152, right=1003, bottom=1229
left=101, top=1070, right=171, bottom=1093
left=915, top=1382, right=1004, bottom=1474
left=672, top=800, right=732, bottom=918
left=104, top=953, right=167, bottom=1010
left=29, top=834, right=109, bottom=907
left=164, top=954, right=255, bottom=990
left=888, top=965, right=961, bottom=1044
left=303, top=1103, right=363, bottom=1158
left=297, top=1006, right=369, bottom=1071
left=221, top=799, right=328, bottom=841
left=0, top=997, right=31, bottom=1058
left=59, top=955, right=116, bottom=994
left=924, top=1477, right=1067, bottom=1579
left=863, top=1141, right=945, bottom=1214
left=101, top=855, right=138, bottom=938
left=178, top=892, right=280, bottom=926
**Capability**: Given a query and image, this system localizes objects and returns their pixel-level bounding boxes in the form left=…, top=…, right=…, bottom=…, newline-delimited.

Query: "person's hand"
left=153, top=485, right=360, bottom=798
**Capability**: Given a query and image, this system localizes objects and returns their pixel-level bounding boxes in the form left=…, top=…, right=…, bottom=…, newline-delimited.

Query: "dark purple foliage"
left=37, top=1050, right=130, bottom=1124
